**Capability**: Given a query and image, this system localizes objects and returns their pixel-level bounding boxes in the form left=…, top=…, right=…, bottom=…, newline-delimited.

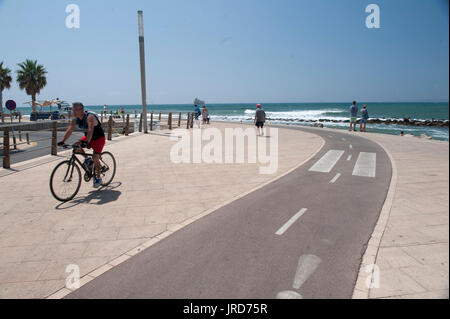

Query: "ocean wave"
left=243, top=108, right=344, bottom=120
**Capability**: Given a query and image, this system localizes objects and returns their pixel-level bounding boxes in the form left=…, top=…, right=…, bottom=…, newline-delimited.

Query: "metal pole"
left=108, top=116, right=113, bottom=140
left=3, top=127, right=10, bottom=168
left=150, top=112, right=153, bottom=131
left=125, top=114, right=130, bottom=136
left=138, top=11, right=148, bottom=134
left=51, top=121, right=57, bottom=155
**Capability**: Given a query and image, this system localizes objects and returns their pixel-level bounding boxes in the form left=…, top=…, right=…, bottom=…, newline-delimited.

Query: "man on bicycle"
left=58, top=102, right=106, bottom=188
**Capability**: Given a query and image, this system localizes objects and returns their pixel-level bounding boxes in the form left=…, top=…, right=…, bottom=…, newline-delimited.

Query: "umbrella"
left=24, top=99, right=67, bottom=111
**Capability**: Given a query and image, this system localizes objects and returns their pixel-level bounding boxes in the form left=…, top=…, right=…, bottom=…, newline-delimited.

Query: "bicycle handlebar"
left=59, top=143, right=81, bottom=150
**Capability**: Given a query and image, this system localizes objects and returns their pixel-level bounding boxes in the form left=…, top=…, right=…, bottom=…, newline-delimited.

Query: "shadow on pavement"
left=55, top=181, right=122, bottom=210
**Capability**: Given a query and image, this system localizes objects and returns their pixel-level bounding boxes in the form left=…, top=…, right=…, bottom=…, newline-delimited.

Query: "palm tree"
left=16, top=59, right=47, bottom=113
left=0, top=61, right=13, bottom=119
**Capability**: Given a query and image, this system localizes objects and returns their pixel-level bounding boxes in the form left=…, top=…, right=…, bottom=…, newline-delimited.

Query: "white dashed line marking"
left=349, top=144, right=353, bottom=149
left=275, top=208, right=307, bottom=236
left=347, top=155, right=352, bottom=161
left=329, top=173, right=341, bottom=184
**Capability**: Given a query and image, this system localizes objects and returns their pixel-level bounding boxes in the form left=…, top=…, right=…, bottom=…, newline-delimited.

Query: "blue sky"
left=0, top=0, right=448, bottom=105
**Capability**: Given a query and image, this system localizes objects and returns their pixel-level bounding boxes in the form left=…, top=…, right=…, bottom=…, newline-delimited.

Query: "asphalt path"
left=66, top=126, right=391, bottom=299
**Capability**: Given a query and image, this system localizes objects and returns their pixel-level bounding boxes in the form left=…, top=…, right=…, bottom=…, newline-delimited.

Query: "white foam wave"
left=243, top=108, right=346, bottom=121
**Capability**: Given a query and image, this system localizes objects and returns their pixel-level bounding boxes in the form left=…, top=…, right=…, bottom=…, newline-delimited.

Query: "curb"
left=351, top=136, right=398, bottom=299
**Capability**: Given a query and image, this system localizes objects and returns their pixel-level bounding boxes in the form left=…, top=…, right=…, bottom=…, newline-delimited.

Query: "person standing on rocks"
left=349, top=101, right=358, bottom=131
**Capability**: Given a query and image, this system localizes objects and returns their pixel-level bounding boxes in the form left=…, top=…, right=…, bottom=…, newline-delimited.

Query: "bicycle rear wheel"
left=99, top=151, right=116, bottom=187
left=50, top=160, right=82, bottom=202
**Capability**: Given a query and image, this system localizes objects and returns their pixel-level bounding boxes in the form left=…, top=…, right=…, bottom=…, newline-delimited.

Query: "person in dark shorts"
left=58, top=102, right=106, bottom=188
left=254, top=104, right=266, bottom=136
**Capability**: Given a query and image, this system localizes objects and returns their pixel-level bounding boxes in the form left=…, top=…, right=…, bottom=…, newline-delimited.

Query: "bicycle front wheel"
left=99, top=151, right=116, bottom=187
left=50, top=160, right=82, bottom=202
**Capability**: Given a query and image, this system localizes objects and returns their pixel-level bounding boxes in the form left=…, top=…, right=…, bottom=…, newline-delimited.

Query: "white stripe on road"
left=275, top=208, right=307, bottom=236
left=342, top=138, right=346, bottom=141
left=352, top=152, right=376, bottom=177
left=329, top=173, right=341, bottom=184
left=293, top=254, right=322, bottom=289
left=349, top=144, right=353, bottom=149
left=347, top=155, right=352, bottom=161
left=308, top=150, right=344, bottom=173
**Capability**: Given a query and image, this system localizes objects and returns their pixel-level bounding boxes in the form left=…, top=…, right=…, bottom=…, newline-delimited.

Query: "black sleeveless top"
left=76, top=112, right=105, bottom=140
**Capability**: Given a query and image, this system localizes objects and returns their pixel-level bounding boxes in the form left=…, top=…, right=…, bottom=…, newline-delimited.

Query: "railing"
left=1, top=111, right=195, bottom=169
left=1, top=111, right=23, bottom=124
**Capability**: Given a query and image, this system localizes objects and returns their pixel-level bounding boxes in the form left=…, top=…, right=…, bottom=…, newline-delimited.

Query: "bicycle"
left=49, top=144, right=116, bottom=202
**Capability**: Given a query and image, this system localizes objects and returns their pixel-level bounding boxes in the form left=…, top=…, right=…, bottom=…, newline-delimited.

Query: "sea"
left=15, top=102, right=449, bottom=141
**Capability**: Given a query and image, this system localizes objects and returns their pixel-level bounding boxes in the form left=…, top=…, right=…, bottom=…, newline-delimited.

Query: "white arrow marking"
left=292, top=254, right=322, bottom=289
left=276, top=254, right=322, bottom=299
left=276, top=290, right=303, bottom=299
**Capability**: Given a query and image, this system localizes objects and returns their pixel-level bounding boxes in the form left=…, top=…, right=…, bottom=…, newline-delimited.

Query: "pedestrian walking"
left=254, top=104, right=266, bottom=136
left=194, top=104, right=201, bottom=128
left=202, top=105, right=209, bottom=125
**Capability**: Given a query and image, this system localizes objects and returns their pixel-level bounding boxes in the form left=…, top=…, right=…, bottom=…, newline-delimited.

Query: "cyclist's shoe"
left=93, top=177, right=102, bottom=188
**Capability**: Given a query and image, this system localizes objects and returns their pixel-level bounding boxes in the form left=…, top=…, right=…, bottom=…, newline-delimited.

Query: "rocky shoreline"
left=262, top=118, right=449, bottom=127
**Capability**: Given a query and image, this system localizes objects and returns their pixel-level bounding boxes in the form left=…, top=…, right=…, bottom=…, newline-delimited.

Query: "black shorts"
left=255, top=121, right=264, bottom=127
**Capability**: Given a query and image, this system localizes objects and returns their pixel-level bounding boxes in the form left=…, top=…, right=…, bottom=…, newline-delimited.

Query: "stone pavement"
left=0, top=122, right=323, bottom=298
left=315, top=129, right=449, bottom=299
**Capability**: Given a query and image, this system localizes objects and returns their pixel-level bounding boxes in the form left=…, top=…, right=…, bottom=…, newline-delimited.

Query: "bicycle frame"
left=61, top=146, right=95, bottom=182
left=71, top=151, right=93, bottom=174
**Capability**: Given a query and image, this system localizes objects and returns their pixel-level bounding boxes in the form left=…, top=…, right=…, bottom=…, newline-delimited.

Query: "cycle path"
left=65, top=127, right=392, bottom=298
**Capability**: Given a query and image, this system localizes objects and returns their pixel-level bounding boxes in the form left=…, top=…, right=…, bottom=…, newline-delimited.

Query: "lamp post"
left=138, top=10, right=148, bottom=133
